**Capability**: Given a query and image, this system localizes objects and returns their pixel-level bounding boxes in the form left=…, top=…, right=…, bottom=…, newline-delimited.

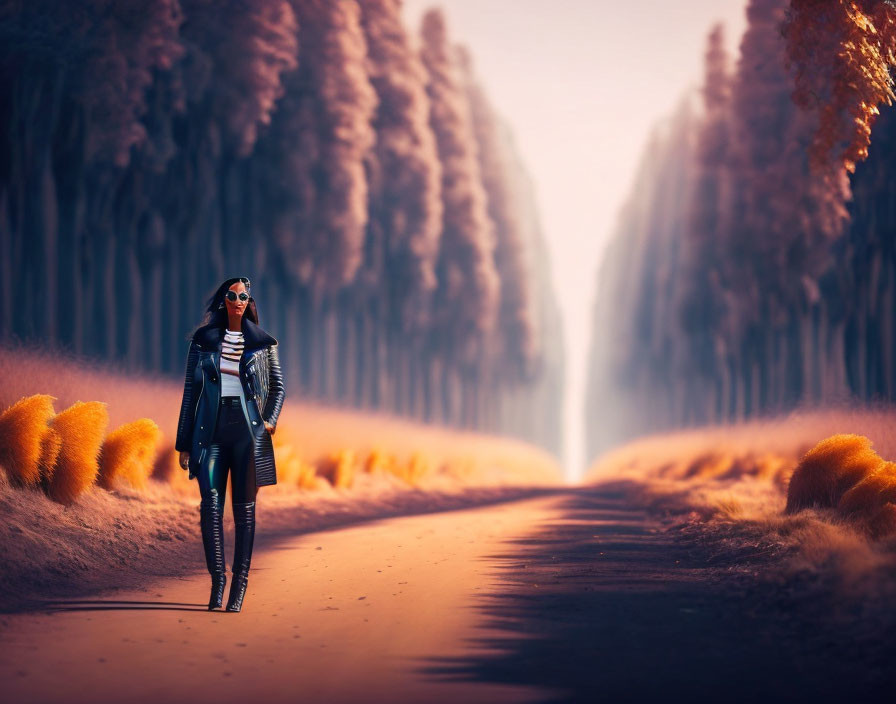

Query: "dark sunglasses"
left=225, top=291, right=250, bottom=302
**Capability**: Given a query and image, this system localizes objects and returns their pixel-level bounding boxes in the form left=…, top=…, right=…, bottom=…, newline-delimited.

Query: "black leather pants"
left=197, top=396, right=257, bottom=587
left=197, top=396, right=258, bottom=505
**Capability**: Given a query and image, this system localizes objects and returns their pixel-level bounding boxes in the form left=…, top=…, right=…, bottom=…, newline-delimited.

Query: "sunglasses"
left=225, top=291, right=250, bottom=302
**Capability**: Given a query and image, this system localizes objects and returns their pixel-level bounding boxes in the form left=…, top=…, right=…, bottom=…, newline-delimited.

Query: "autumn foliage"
left=784, top=0, right=896, bottom=173
left=98, top=418, right=163, bottom=491
left=785, top=434, right=883, bottom=511
left=317, top=449, right=357, bottom=489
left=43, top=401, right=109, bottom=504
left=0, top=395, right=171, bottom=503
left=786, top=433, right=896, bottom=538
left=0, top=394, right=57, bottom=486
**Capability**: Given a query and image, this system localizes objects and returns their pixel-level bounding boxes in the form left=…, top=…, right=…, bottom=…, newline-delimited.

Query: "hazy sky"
left=401, top=0, right=749, bottom=480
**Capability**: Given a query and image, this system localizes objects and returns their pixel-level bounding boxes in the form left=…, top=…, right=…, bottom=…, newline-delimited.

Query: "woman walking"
left=175, top=277, right=285, bottom=612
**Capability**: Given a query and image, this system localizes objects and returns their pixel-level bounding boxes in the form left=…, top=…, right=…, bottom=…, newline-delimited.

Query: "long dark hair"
left=188, top=277, right=259, bottom=338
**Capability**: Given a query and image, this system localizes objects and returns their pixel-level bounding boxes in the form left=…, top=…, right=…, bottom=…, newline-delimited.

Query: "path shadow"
left=18, top=599, right=209, bottom=613
left=417, top=483, right=893, bottom=703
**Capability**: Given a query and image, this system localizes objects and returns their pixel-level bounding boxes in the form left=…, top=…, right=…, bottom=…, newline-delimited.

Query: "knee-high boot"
left=199, top=491, right=227, bottom=610
left=226, top=500, right=256, bottom=612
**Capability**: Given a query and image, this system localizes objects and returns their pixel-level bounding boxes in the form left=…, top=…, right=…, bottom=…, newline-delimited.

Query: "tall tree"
left=677, top=23, right=733, bottom=423
left=258, top=0, right=377, bottom=397
left=456, top=44, right=539, bottom=383
left=419, top=8, right=500, bottom=424
left=357, top=0, right=443, bottom=410
left=724, top=0, right=850, bottom=415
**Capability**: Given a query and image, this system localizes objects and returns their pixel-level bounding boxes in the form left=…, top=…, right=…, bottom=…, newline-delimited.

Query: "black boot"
left=200, top=491, right=227, bottom=610
left=226, top=501, right=256, bottom=613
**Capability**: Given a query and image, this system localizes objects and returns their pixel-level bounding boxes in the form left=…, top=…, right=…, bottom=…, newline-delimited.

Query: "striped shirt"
left=220, top=328, right=245, bottom=398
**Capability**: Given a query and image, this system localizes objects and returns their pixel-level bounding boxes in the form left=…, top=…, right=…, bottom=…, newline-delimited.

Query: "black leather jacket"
left=175, top=318, right=286, bottom=486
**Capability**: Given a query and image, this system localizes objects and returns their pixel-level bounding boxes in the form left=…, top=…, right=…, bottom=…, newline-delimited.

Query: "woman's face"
left=224, top=281, right=249, bottom=320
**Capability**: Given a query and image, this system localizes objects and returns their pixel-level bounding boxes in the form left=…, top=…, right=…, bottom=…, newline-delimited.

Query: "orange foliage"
left=295, top=459, right=321, bottom=490
left=98, top=418, right=162, bottom=491
left=785, top=434, right=882, bottom=512
left=364, top=447, right=395, bottom=475
left=784, top=433, right=896, bottom=537
left=317, top=449, right=356, bottom=489
left=838, top=462, right=896, bottom=537
left=645, top=449, right=793, bottom=487
left=38, top=427, right=62, bottom=485
left=45, top=401, right=109, bottom=504
left=0, top=394, right=57, bottom=486
left=785, top=0, right=896, bottom=173
left=267, top=442, right=323, bottom=492
left=393, top=451, right=430, bottom=486
left=272, top=443, right=301, bottom=486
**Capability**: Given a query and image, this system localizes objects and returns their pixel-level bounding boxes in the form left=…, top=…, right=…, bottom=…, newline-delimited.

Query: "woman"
left=175, top=276, right=285, bottom=613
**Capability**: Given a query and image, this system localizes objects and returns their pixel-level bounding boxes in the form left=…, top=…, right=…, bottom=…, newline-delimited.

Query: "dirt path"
left=1, top=485, right=892, bottom=703
left=0, top=491, right=570, bottom=704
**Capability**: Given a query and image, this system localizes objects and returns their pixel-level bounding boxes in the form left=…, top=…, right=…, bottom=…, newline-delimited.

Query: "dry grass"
left=586, top=410, right=896, bottom=586
left=45, top=401, right=109, bottom=504
left=439, top=455, right=477, bottom=481
left=98, top=418, right=163, bottom=491
left=0, top=394, right=57, bottom=486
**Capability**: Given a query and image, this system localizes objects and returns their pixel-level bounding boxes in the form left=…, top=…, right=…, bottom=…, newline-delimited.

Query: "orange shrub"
left=274, top=444, right=301, bottom=485
left=98, top=418, right=162, bottom=491
left=364, top=447, right=395, bottom=475
left=392, top=451, right=430, bottom=486
left=0, top=394, right=57, bottom=486
left=38, top=427, right=62, bottom=484
left=318, top=449, right=355, bottom=489
left=268, top=444, right=311, bottom=493
left=296, top=458, right=321, bottom=490
left=45, top=401, right=109, bottom=504
left=838, top=462, right=896, bottom=538
left=786, top=434, right=883, bottom=513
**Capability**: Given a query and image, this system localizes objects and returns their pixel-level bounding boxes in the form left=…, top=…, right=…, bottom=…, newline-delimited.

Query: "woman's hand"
left=179, top=450, right=190, bottom=469
left=264, top=420, right=275, bottom=435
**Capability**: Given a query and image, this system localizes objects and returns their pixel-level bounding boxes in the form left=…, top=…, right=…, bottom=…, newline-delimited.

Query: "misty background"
left=403, top=1, right=749, bottom=478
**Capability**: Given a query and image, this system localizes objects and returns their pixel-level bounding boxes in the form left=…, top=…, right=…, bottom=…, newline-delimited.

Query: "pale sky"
left=401, top=0, right=748, bottom=481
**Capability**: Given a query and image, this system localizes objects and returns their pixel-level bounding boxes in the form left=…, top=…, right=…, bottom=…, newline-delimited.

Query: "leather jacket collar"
left=193, top=317, right=278, bottom=351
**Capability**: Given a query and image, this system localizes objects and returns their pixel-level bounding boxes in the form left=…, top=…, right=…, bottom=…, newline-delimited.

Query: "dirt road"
left=1, top=485, right=892, bottom=703
left=1, top=490, right=569, bottom=704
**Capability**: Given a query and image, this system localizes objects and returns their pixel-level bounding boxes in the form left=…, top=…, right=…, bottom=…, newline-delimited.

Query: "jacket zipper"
left=193, top=361, right=205, bottom=428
